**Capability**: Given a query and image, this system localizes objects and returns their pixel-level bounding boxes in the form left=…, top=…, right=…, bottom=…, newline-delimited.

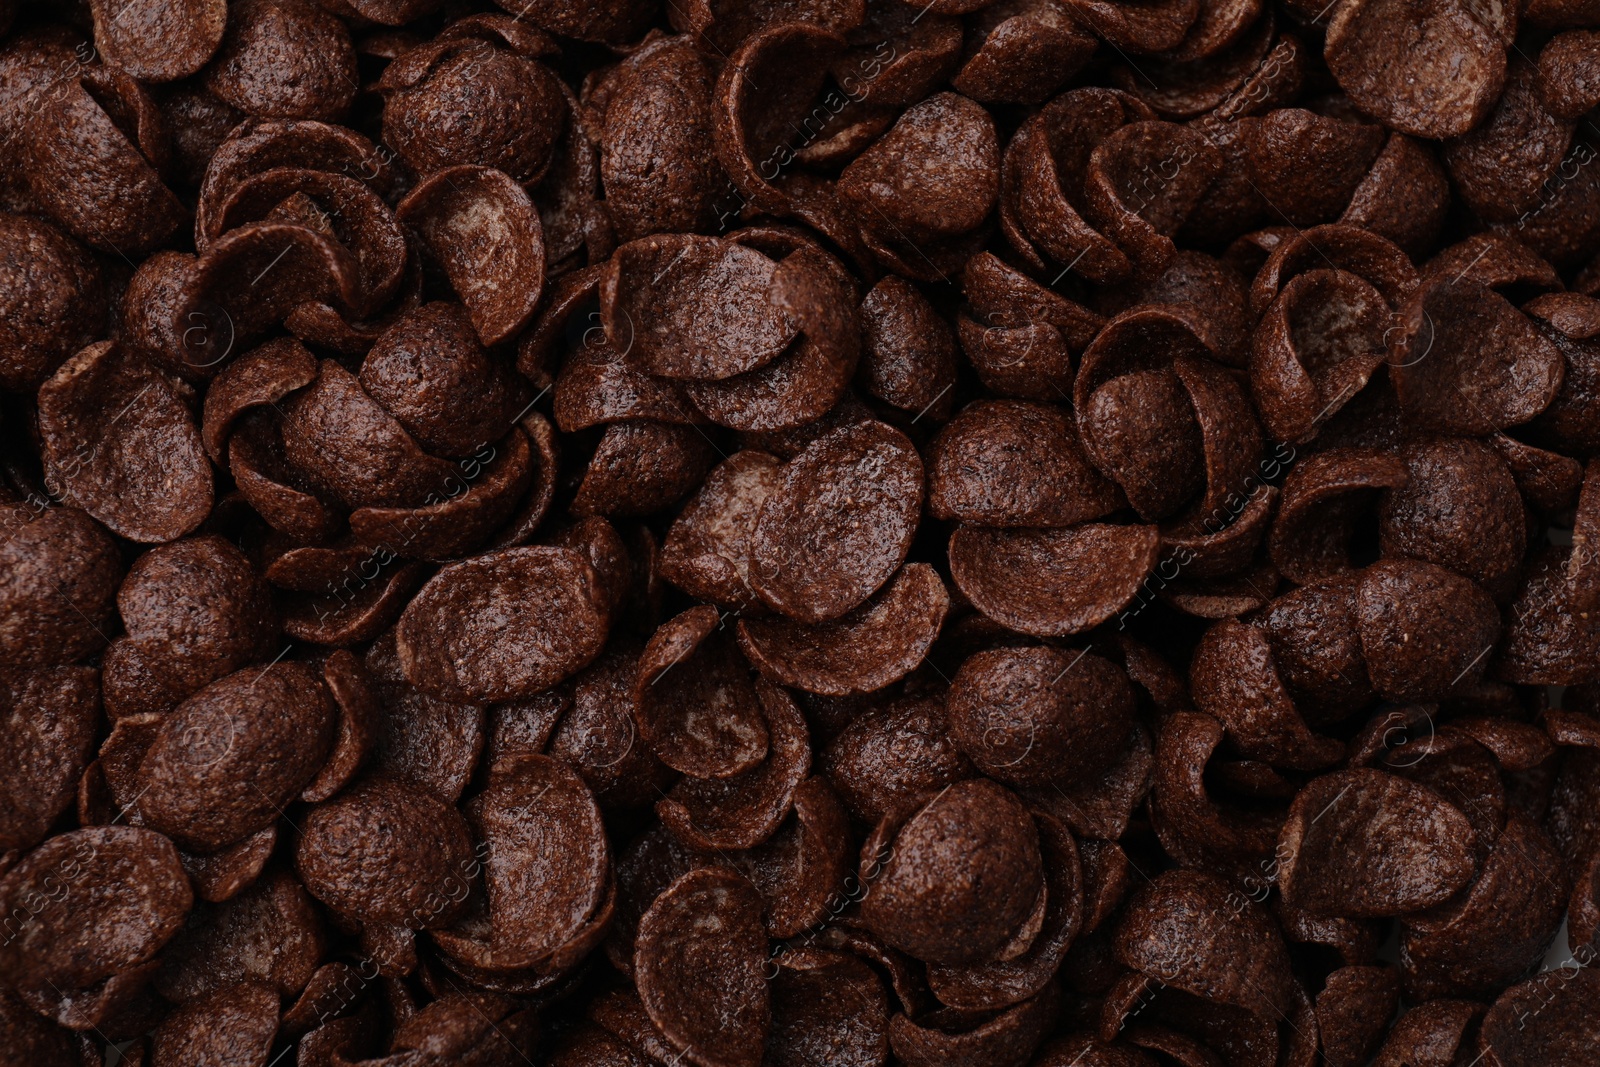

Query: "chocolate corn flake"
left=4, top=2, right=1599, bottom=1059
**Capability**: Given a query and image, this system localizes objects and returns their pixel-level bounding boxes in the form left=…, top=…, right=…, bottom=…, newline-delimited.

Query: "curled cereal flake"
left=1274, top=895, right=1382, bottom=968
left=726, top=775, right=850, bottom=938
left=947, top=646, right=1133, bottom=789
left=0, top=505, right=121, bottom=669
left=204, top=0, right=357, bottom=121
left=1190, top=619, right=1344, bottom=769
left=599, top=38, right=720, bottom=241
left=1170, top=350, right=1262, bottom=502
left=635, top=606, right=769, bottom=779
left=1268, top=448, right=1408, bottom=584
left=1100, top=250, right=1250, bottom=365
left=607, top=829, right=702, bottom=977
left=197, top=119, right=395, bottom=242
left=397, top=546, right=609, bottom=703
left=1160, top=486, right=1276, bottom=584
left=604, top=234, right=795, bottom=382
left=380, top=36, right=565, bottom=188
left=0, top=212, right=104, bottom=391
left=1371, top=999, right=1482, bottom=1067
left=859, top=275, right=959, bottom=418
left=157, top=870, right=324, bottom=1004
left=278, top=557, right=425, bottom=649
left=1443, top=60, right=1573, bottom=225
left=89, top=0, right=224, bottom=82
left=572, top=421, right=716, bottom=518
left=349, top=430, right=533, bottom=563
left=485, top=685, right=567, bottom=771
left=1399, top=811, right=1565, bottom=1000
left=23, top=71, right=185, bottom=255
left=1250, top=269, right=1391, bottom=443
left=858, top=779, right=1044, bottom=966
left=635, top=867, right=770, bottom=1067
left=0, top=667, right=97, bottom=853
left=361, top=633, right=481, bottom=804
left=183, top=223, right=362, bottom=358
left=1476, top=966, right=1600, bottom=1067
left=953, top=0, right=1097, bottom=106
left=397, top=166, right=546, bottom=347
left=38, top=342, right=213, bottom=544
left=1325, top=0, right=1505, bottom=139
left=483, top=412, right=560, bottom=551
left=768, top=948, right=888, bottom=1067
left=207, top=167, right=407, bottom=315
left=1241, top=109, right=1384, bottom=226
left=1538, top=30, right=1600, bottom=120
left=1393, top=280, right=1565, bottom=435
left=1249, top=223, right=1418, bottom=317
left=1498, top=546, right=1600, bottom=685
left=150, top=980, right=278, bottom=1067
left=104, top=536, right=276, bottom=720
left=1340, top=134, right=1450, bottom=259
left=177, top=830, right=278, bottom=905
left=0, top=826, right=191, bottom=992
left=821, top=693, right=973, bottom=824
left=1277, top=769, right=1478, bottom=918
left=135, top=663, right=335, bottom=851
left=1083, top=121, right=1222, bottom=280
left=657, top=680, right=810, bottom=850
left=1355, top=559, right=1500, bottom=702
left=929, top=400, right=1123, bottom=527
left=739, top=557, right=947, bottom=692
left=659, top=451, right=782, bottom=609
left=552, top=316, right=705, bottom=433
left=388, top=995, right=538, bottom=1064
left=1258, top=574, right=1373, bottom=723
left=839, top=92, right=1000, bottom=247
left=1526, top=293, right=1600, bottom=455
left=1377, top=436, right=1525, bottom=599
left=749, top=420, right=922, bottom=623
left=1315, top=966, right=1400, bottom=1067
left=277, top=360, right=454, bottom=510
left=928, top=811, right=1083, bottom=1011
left=550, top=516, right=633, bottom=620
left=490, top=0, right=654, bottom=44
left=1383, top=732, right=1505, bottom=855
left=889, top=982, right=1059, bottom=1067
left=295, top=776, right=474, bottom=932
left=547, top=644, right=674, bottom=810
left=1003, top=88, right=1152, bottom=280
left=442, top=755, right=608, bottom=971
left=682, top=245, right=860, bottom=431
left=1023, top=720, right=1152, bottom=841
left=1073, top=308, right=1210, bottom=519
left=949, top=523, right=1160, bottom=637
left=1115, top=868, right=1294, bottom=1016
left=1423, top=233, right=1563, bottom=295
left=1452, top=717, right=1555, bottom=773
left=712, top=23, right=846, bottom=218
left=201, top=339, right=318, bottom=461
left=831, top=3, right=963, bottom=108
left=959, top=252, right=1104, bottom=399
left=1150, top=711, right=1283, bottom=878
left=1065, top=0, right=1200, bottom=52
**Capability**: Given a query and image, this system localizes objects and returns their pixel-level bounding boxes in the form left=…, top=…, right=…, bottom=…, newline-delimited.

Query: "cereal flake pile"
left=3, top=0, right=1600, bottom=1065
